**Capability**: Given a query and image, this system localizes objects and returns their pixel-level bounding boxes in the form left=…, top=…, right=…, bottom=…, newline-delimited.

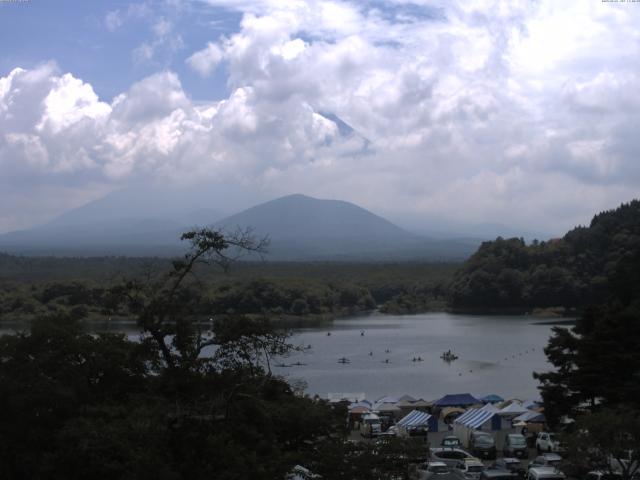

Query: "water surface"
left=273, top=312, right=558, bottom=401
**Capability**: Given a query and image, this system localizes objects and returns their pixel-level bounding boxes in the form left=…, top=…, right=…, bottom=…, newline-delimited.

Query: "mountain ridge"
left=0, top=192, right=479, bottom=260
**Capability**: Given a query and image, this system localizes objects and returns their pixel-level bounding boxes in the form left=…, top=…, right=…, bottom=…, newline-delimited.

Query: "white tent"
left=499, top=402, right=529, bottom=416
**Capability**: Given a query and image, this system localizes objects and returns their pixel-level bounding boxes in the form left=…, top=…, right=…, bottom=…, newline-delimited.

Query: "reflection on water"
left=0, top=312, right=562, bottom=401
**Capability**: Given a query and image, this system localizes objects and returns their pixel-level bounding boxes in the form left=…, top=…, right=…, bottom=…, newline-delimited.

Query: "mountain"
left=0, top=192, right=479, bottom=260
left=0, top=185, right=226, bottom=256
left=215, top=194, right=477, bottom=260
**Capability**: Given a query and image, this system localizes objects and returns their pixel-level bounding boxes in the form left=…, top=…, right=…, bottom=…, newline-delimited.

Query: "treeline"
left=0, top=261, right=456, bottom=322
left=450, top=200, right=640, bottom=313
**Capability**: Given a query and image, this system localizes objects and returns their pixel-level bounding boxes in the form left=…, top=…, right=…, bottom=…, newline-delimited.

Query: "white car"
left=536, top=433, right=564, bottom=453
left=415, top=461, right=451, bottom=480
left=526, top=467, right=566, bottom=480
left=455, top=458, right=486, bottom=480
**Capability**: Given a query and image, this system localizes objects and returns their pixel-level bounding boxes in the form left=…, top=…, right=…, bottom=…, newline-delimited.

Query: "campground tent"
left=396, top=409, right=438, bottom=434
left=453, top=408, right=512, bottom=448
left=513, top=410, right=546, bottom=424
left=481, top=394, right=504, bottom=404
left=433, top=393, right=480, bottom=408
left=498, top=401, right=529, bottom=418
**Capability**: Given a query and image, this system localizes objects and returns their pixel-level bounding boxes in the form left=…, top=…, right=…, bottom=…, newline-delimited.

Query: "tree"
left=0, top=228, right=355, bottom=479
left=563, top=409, right=640, bottom=480
left=534, top=252, right=640, bottom=426
left=115, top=227, right=269, bottom=371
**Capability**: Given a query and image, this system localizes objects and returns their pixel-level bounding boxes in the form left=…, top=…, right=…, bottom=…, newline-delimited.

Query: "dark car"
left=493, top=458, right=526, bottom=479
left=528, top=454, right=563, bottom=470
left=504, top=434, right=529, bottom=459
left=481, top=470, right=518, bottom=480
left=442, top=436, right=463, bottom=448
left=429, top=447, right=476, bottom=467
left=469, top=431, right=497, bottom=460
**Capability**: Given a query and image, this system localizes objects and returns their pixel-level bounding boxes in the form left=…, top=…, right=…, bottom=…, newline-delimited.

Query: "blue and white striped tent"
left=397, top=409, right=438, bottom=432
left=397, top=409, right=431, bottom=428
left=454, top=408, right=501, bottom=430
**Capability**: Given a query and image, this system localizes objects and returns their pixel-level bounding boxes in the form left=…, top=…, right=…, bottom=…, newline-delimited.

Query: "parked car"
left=608, top=450, right=638, bottom=475
left=455, top=458, right=486, bottom=480
left=442, top=435, right=462, bottom=448
left=492, top=458, right=525, bottom=478
left=480, top=470, right=518, bottom=480
left=360, top=413, right=382, bottom=438
left=526, top=467, right=566, bottom=480
left=429, top=447, right=476, bottom=467
left=414, top=461, right=452, bottom=480
left=585, top=472, right=623, bottom=480
left=469, top=431, right=497, bottom=460
left=536, top=433, right=564, bottom=454
left=529, top=454, right=563, bottom=470
left=504, top=434, right=529, bottom=459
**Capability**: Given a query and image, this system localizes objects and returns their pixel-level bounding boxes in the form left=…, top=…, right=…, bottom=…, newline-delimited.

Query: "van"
left=360, top=412, right=382, bottom=438
left=469, top=431, right=497, bottom=460
left=504, top=434, right=528, bottom=458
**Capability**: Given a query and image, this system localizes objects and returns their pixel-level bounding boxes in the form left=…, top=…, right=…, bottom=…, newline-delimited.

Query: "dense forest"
left=450, top=200, right=640, bottom=313
left=0, top=256, right=454, bottom=323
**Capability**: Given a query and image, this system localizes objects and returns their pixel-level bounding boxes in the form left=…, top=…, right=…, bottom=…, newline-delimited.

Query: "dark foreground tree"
left=0, top=229, right=349, bottom=479
left=563, top=409, right=640, bottom=480
left=534, top=248, right=640, bottom=425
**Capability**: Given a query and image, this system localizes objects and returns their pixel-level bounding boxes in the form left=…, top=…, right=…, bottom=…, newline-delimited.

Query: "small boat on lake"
left=337, top=357, right=351, bottom=364
left=441, top=350, right=458, bottom=362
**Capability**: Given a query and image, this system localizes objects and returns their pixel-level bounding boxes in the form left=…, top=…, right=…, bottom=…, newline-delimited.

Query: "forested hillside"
left=450, top=200, right=640, bottom=313
left=0, top=258, right=455, bottom=323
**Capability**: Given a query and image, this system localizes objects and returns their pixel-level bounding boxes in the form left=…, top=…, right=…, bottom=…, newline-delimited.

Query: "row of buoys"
left=498, top=347, right=536, bottom=363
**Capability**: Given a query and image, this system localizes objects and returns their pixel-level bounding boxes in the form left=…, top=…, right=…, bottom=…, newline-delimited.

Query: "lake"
left=272, top=312, right=561, bottom=401
left=0, top=312, right=562, bottom=402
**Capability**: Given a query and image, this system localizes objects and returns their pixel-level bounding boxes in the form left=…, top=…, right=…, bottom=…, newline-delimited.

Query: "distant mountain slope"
left=215, top=194, right=476, bottom=260
left=0, top=185, right=225, bottom=255
left=450, top=199, right=640, bottom=313
left=217, top=194, right=410, bottom=240
left=0, top=192, right=479, bottom=260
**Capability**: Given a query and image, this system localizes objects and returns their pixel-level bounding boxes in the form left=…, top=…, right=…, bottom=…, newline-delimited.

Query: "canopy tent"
left=522, top=399, right=542, bottom=410
left=397, top=409, right=439, bottom=433
left=374, top=395, right=399, bottom=405
left=499, top=402, right=529, bottom=416
left=513, top=410, right=546, bottom=423
left=410, top=399, right=432, bottom=408
left=398, top=394, right=417, bottom=403
left=453, top=408, right=504, bottom=446
left=373, top=402, right=401, bottom=413
left=480, top=403, right=500, bottom=413
left=397, top=410, right=432, bottom=428
left=454, top=408, right=499, bottom=430
left=481, top=394, right=504, bottom=404
left=349, top=406, right=371, bottom=415
left=434, top=393, right=480, bottom=408
left=349, top=400, right=372, bottom=410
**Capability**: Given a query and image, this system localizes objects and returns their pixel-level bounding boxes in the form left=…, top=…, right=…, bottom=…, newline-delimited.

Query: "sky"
left=1, top=0, right=640, bottom=236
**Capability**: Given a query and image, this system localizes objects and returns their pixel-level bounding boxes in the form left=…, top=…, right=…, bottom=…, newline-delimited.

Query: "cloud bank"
left=1, top=0, right=639, bottom=234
